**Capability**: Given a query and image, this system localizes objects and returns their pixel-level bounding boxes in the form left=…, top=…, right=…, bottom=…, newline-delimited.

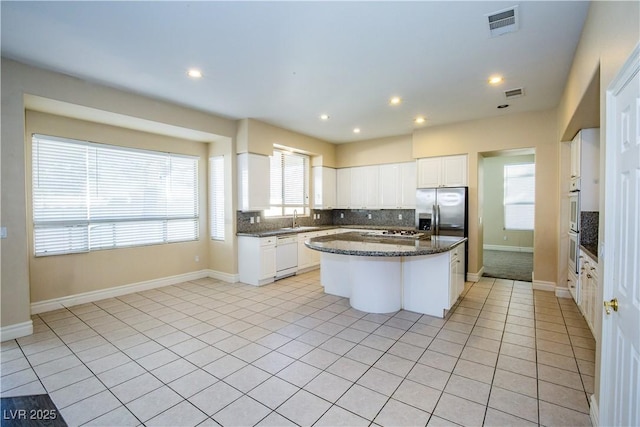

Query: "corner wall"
left=412, top=109, right=558, bottom=285
left=1, top=59, right=236, bottom=337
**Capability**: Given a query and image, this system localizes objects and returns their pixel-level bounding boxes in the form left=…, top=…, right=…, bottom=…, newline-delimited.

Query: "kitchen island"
left=306, top=231, right=467, bottom=317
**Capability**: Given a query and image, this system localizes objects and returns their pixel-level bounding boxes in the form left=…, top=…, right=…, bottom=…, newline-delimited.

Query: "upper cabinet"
left=336, top=162, right=416, bottom=209
left=336, top=168, right=351, bottom=208
left=237, top=153, right=270, bottom=211
left=571, top=128, right=600, bottom=211
left=313, top=166, right=336, bottom=209
left=417, top=154, right=467, bottom=188
left=350, top=165, right=379, bottom=209
left=379, top=162, right=417, bottom=208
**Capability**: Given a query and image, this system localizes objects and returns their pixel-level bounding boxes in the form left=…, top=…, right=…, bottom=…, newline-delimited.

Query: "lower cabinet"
left=403, top=244, right=465, bottom=317
left=297, top=232, right=316, bottom=271
left=449, top=244, right=465, bottom=307
left=579, top=251, right=598, bottom=338
left=298, top=229, right=337, bottom=272
left=238, top=236, right=276, bottom=286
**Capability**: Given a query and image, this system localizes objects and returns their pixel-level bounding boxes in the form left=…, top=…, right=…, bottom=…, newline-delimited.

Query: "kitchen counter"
left=236, top=225, right=416, bottom=238
left=305, top=232, right=466, bottom=257
left=305, top=231, right=466, bottom=316
left=580, top=243, right=598, bottom=261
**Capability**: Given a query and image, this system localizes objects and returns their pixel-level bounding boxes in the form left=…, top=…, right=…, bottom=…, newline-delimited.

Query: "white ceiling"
left=1, top=1, right=589, bottom=144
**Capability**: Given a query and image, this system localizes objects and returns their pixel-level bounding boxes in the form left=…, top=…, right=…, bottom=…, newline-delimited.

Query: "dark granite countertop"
left=580, top=243, right=598, bottom=261
left=236, top=225, right=416, bottom=238
left=305, top=231, right=466, bottom=257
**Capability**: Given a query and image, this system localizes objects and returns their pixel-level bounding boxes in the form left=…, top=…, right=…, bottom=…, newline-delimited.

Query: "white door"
left=600, top=44, right=640, bottom=427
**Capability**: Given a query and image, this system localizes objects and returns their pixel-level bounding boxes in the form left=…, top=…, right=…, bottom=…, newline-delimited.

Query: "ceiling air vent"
left=486, top=5, right=519, bottom=37
left=504, top=87, right=525, bottom=99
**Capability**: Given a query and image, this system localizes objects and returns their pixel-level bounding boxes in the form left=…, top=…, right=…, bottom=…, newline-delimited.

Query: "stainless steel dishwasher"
left=276, top=235, right=298, bottom=279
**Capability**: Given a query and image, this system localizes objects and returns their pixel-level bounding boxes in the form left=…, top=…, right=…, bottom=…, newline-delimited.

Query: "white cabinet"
left=237, top=153, right=270, bottom=211
left=571, top=128, right=600, bottom=211
left=379, top=162, right=417, bottom=209
left=449, top=244, right=465, bottom=308
left=350, top=166, right=379, bottom=209
left=298, top=229, right=336, bottom=272
left=336, top=168, right=351, bottom=208
left=417, top=155, right=467, bottom=188
left=402, top=244, right=465, bottom=317
left=400, top=162, right=417, bottom=208
left=297, top=232, right=316, bottom=271
left=238, top=236, right=276, bottom=286
left=579, top=251, right=598, bottom=338
left=313, top=167, right=336, bottom=209
left=568, top=270, right=580, bottom=304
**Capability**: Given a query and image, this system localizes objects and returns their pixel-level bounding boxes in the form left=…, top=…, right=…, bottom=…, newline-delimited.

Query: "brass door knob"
left=604, top=298, right=619, bottom=315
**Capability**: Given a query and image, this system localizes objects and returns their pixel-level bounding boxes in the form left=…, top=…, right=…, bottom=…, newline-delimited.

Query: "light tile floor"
left=1, top=272, right=595, bottom=426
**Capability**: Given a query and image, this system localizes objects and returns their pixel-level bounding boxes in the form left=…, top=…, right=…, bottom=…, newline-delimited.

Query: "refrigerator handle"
left=433, top=204, right=439, bottom=235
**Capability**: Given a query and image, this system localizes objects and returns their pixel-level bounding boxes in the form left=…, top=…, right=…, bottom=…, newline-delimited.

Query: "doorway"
left=481, top=150, right=535, bottom=282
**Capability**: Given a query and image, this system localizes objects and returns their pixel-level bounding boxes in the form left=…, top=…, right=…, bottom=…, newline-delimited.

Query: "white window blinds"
left=266, top=150, right=309, bottom=217
left=209, top=156, right=225, bottom=240
left=32, top=134, right=199, bottom=256
left=504, top=163, right=535, bottom=230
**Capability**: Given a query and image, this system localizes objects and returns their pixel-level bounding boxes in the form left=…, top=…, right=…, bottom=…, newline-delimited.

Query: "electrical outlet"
left=398, top=214, right=403, bottom=220
left=250, top=217, right=254, bottom=224
left=503, top=235, right=508, bottom=241
left=340, top=213, right=344, bottom=218
left=367, top=214, right=372, bottom=219
left=256, top=216, right=260, bottom=223
left=195, top=255, right=199, bottom=262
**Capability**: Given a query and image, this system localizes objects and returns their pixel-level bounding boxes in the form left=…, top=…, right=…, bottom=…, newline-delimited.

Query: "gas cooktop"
left=363, top=230, right=427, bottom=239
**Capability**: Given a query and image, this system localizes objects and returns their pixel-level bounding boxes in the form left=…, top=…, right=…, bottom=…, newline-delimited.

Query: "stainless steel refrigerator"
left=416, top=187, right=468, bottom=274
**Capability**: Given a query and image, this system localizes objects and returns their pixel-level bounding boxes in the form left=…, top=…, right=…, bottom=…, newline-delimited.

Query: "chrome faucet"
left=293, top=209, right=298, bottom=228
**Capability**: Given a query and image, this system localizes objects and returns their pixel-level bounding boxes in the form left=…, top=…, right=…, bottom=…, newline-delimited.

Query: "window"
left=265, top=149, right=309, bottom=217
left=209, top=156, right=225, bottom=240
left=32, top=134, right=199, bottom=256
left=504, top=163, right=535, bottom=230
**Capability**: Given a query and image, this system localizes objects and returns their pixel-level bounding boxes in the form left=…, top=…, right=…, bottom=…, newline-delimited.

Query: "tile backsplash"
left=580, top=211, right=599, bottom=247
left=331, top=209, right=415, bottom=228
left=237, top=210, right=333, bottom=233
left=237, top=209, right=416, bottom=233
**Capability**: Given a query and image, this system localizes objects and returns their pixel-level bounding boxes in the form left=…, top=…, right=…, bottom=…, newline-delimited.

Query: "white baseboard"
left=31, top=269, right=215, bottom=315
left=483, top=244, right=534, bottom=253
left=1, top=320, right=34, bottom=342
left=467, top=267, right=484, bottom=282
left=555, top=287, right=572, bottom=298
left=533, top=280, right=556, bottom=292
left=590, top=394, right=599, bottom=426
left=206, top=269, right=239, bottom=283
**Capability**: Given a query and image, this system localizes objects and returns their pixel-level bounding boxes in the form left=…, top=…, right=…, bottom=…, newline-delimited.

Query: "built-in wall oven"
left=568, top=231, right=580, bottom=275
left=569, top=193, right=580, bottom=233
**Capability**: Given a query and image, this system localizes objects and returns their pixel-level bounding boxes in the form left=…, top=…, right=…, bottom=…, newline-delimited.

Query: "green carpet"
left=483, top=249, right=533, bottom=282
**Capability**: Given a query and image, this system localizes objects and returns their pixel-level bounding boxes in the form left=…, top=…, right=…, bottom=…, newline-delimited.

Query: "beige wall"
left=555, top=0, right=639, bottom=410
left=208, top=139, right=238, bottom=276
left=413, top=109, right=558, bottom=284
left=237, top=118, right=336, bottom=167
left=483, top=155, right=535, bottom=249
left=1, top=59, right=237, bottom=331
left=25, top=112, right=211, bottom=302
left=335, top=134, right=413, bottom=168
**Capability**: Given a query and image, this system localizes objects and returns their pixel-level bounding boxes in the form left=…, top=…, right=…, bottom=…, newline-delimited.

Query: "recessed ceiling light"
left=389, top=96, right=402, bottom=105
left=497, top=104, right=510, bottom=109
left=414, top=116, right=426, bottom=124
left=488, top=76, right=503, bottom=85
left=353, top=128, right=361, bottom=134
left=320, top=114, right=330, bottom=121
left=187, top=69, right=203, bottom=78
